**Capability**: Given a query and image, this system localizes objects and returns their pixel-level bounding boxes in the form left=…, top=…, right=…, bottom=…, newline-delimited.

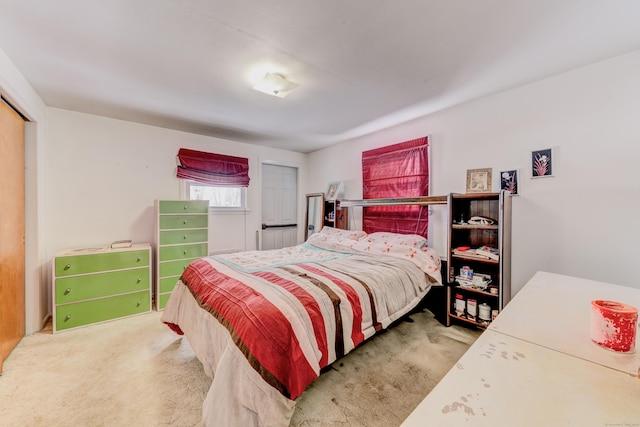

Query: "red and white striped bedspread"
left=161, top=232, right=441, bottom=427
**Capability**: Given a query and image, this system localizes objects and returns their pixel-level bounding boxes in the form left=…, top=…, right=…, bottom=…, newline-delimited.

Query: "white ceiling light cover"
left=253, top=72, right=299, bottom=98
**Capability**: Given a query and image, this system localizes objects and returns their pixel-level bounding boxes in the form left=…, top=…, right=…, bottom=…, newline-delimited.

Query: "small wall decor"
left=500, top=170, right=518, bottom=195
left=325, top=181, right=344, bottom=200
left=466, top=168, right=492, bottom=193
left=531, top=148, right=553, bottom=178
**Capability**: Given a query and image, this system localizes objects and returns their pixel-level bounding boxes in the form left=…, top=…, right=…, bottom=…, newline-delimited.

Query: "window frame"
left=184, top=181, right=248, bottom=212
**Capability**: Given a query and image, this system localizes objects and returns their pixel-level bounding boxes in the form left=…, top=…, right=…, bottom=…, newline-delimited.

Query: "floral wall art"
left=500, top=170, right=518, bottom=195
left=531, top=148, right=553, bottom=178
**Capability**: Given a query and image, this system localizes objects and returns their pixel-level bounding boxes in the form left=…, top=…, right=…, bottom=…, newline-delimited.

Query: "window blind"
left=176, top=148, right=250, bottom=187
left=362, top=137, right=430, bottom=236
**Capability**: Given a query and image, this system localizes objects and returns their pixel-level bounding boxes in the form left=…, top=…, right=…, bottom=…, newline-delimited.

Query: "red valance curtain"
left=176, top=148, right=250, bottom=187
left=362, top=137, right=430, bottom=237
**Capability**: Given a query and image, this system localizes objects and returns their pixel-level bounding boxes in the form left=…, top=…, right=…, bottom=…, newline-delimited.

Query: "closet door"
left=0, top=99, right=25, bottom=374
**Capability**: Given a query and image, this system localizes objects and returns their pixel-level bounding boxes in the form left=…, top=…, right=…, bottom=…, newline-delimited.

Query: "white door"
left=262, top=164, right=297, bottom=250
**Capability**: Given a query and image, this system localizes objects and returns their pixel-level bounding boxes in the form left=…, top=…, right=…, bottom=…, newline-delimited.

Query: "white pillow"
left=318, top=226, right=367, bottom=241
left=360, top=232, right=428, bottom=249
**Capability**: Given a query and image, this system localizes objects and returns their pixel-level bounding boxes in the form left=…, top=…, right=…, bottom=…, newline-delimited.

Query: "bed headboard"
left=338, top=195, right=447, bottom=237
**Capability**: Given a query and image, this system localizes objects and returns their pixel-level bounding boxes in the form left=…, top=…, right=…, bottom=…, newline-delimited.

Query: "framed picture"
left=531, top=148, right=553, bottom=178
left=325, top=181, right=343, bottom=200
left=500, top=169, right=518, bottom=195
left=466, top=168, right=492, bottom=193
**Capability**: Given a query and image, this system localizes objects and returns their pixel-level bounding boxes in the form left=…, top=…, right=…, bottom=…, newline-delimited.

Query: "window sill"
left=208, top=207, right=251, bottom=214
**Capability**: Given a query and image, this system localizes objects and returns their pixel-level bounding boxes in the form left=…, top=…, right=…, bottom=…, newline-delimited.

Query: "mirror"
left=305, top=193, right=324, bottom=241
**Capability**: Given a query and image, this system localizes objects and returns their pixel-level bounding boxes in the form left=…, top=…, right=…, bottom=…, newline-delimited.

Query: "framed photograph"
left=500, top=170, right=518, bottom=195
left=325, top=181, right=343, bottom=200
left=531, top=148, right=553, bottom=178
left=466, top=168, right=492, bottom=193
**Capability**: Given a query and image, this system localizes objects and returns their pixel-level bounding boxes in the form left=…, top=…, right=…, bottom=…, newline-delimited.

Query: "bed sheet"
left=161, top=230, right=441, bottom=426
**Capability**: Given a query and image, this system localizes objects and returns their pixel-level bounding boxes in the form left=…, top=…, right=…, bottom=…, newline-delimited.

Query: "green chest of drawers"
left=53, top=243, right=152, bottom=332
left=156, top=200, right=209, bottom=310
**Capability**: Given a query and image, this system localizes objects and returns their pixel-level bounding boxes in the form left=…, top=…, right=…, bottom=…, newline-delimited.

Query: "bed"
left=161, top=226, right=443, bottom=427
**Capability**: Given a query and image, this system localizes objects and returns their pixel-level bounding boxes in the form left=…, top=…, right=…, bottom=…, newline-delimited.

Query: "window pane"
left=189, top=184, right=243, bottom=207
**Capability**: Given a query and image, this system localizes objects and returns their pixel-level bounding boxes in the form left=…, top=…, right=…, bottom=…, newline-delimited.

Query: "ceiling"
left=1, top=1, right=640, bottom=153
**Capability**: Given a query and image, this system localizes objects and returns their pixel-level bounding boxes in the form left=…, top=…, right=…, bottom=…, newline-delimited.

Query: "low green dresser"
left=155, top=200, right=209, bottom=310
left=53, top=243, right=152, bottom=333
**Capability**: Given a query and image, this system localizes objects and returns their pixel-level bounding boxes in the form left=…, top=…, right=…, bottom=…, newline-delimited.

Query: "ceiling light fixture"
left=252, top=72, right=299, bottom=98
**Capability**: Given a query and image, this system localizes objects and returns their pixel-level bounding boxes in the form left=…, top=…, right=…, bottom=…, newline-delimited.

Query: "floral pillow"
left=317, top=226, right=367, bottom=241
left=306, top=227, right=368, bottom=251
left=358, top=232, right=428, bottom=249
left=349, top=232, right=441, bottom=284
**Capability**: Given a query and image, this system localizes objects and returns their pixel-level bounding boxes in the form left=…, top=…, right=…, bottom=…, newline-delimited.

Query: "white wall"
left=45, top=108, right=308, bottom=250
left=309, top=50, right=640, bottom=295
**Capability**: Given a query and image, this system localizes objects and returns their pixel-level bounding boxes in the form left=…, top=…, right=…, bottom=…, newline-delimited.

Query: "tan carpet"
left=0, top=309, right=479, bottom=427
left=290, top=309, right=480, bottom=427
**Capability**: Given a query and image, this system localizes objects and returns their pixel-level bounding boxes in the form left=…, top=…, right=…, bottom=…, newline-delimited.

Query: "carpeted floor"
left=0, top=309, right=479, bottom=427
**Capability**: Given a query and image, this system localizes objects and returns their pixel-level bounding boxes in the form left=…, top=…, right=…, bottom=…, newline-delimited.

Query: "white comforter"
left=161, top=229, right=441, bottom=426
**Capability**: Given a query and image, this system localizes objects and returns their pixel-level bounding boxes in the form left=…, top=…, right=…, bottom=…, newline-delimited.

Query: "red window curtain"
left=362, top=137, right=430, bottom=237
left=176, top=148, right=250, bottom=187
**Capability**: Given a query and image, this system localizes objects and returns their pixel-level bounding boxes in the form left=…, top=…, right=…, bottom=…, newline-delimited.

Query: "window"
left=176, top=148, right=250, bottom=210
left=362, top=136, right=430, bottom=236
left=187, top=182, right=246, bottom=209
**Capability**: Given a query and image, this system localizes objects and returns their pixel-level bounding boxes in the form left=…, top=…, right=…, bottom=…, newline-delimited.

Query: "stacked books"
left=476, top=245, right=499, bottom=260
left=452, top=245, right=499, bottom=261
left=455, top=273, right=492, bottom=290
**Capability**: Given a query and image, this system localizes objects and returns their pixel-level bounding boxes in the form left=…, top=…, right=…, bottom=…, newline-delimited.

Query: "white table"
left=401, top=271, right=640, bottom=427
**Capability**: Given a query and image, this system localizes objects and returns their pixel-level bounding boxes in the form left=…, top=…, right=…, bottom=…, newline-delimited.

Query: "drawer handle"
left=137, top=256, right=141, bottom=262
left=137, top=277, right=141, bottom=283
left=64, top=264, right=71, bottom=270
left=183, top=250, right=188, bottom=255
left=183, top=235, right=187, bottom=240
left=183, top=205, right=187, bottom=210
left=183, top=219, right=188, bottom=224
left=65, top=288, right=71, bottom=295
left=137, top=300, right=141, bottom=307
left=65, top=314, right=71, bottom=321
